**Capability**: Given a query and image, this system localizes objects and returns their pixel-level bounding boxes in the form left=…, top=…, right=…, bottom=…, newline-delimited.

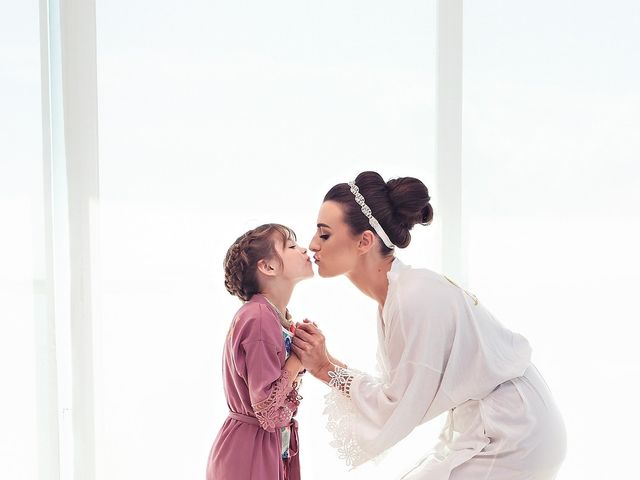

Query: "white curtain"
left=0, top=1, right=50, bottom=479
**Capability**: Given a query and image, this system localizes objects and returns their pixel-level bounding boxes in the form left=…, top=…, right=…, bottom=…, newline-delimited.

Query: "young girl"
left=206, top=224, right=313, bottom=480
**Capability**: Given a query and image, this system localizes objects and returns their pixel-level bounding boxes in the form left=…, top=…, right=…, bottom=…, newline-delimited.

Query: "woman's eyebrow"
left=317, top=223, right=332, bottom=229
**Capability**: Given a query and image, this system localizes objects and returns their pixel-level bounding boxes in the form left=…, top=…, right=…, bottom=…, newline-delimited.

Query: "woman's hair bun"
left=386, top=176, right=433, bottom=229
left=324, top=171, right=433, bottom=251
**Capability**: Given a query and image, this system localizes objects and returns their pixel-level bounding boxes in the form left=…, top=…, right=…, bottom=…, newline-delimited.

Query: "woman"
left=207, top=223, right=313, bottom=480
left=292, top=171, right=567, bottom=479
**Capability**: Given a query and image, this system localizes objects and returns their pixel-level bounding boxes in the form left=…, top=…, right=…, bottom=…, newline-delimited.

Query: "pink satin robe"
left=206, top=294, right=302, bottom=480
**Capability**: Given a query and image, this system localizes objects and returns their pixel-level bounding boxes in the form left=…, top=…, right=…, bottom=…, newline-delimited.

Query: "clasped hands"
left=291, top=319, right=332, bottom=377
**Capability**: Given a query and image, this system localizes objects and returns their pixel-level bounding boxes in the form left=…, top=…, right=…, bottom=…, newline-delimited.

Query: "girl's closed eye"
left=320, top=234, right=330, bottom=240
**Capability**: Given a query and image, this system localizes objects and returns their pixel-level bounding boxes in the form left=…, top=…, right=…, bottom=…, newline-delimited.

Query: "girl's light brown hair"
left=224, top=223, right=296, bottom=302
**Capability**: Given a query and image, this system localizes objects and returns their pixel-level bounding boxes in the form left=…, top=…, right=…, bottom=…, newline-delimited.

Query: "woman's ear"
left=357, top=230, right=376, bottom=254
left=257, top=258, right=277, bottom=277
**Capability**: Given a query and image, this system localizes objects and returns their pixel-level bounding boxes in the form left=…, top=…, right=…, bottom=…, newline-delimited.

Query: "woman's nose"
left=309, top=239, right=319, bottom=252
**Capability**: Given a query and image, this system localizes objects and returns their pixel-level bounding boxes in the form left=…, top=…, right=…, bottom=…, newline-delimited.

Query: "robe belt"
left=227, top=412, right=299, bottom=458
left=228, top=411, right=260, bottom=426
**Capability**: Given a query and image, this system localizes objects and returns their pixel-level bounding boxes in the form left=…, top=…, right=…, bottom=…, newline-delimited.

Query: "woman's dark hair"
left=324, top=171, right=432, bottom=253
left=224, top=223, right=296, bottom=302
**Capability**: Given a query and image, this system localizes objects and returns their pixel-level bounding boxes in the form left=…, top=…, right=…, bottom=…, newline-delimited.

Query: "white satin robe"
left=323, top=258, right=566, bottom=479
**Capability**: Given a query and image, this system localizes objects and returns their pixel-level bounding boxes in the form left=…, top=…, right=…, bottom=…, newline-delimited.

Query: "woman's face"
left=276, top=235, right=314, bottom=283
left=309, top=201, right=361, bottom=277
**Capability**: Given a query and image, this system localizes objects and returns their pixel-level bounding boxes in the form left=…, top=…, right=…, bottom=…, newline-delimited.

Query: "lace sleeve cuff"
left=251, top=369, right=294, bottom=432
left=327, top=365, right=361, bottom=398
left=323, top=365, right=370, bottom=467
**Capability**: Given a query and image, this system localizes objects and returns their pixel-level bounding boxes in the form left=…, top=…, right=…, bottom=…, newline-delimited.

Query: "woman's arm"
left=292, top=319, right=347, bottom=369
left=291, top=305, right=452, bottom=467
left=292, top=328, right=354, bottom=397
left=328, top=353, right=347, bottom=369
left=292, top=324, right=348, bottom=384
left=292, top=322, right=330, bottom=375
left=308, top=361, right=343, bottom=385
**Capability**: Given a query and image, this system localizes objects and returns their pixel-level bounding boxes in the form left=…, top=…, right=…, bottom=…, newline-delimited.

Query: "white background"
left=1, top=1, right=639, bottom=479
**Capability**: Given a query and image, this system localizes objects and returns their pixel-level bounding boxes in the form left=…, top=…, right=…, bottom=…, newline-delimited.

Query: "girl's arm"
left=283, top=352, right=304, bottom=387
left=243, top=339, right=300, bottom=432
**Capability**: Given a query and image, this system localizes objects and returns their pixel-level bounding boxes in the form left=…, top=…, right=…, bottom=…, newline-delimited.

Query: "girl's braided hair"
left=223, top=223, right=296, bottom=302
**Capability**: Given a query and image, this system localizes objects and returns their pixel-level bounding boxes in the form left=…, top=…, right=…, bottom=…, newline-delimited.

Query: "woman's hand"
left=292, top=320, right=331, bottom=376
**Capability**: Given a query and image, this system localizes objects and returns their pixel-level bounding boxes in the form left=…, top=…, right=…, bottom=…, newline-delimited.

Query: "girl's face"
left=276, top=235, right=314, bottom=283
left=308, top=201, right=361, bottom=278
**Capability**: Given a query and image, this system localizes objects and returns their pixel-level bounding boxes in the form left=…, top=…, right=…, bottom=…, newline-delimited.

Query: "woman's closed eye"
left=320, top=234, right=330, bottom=240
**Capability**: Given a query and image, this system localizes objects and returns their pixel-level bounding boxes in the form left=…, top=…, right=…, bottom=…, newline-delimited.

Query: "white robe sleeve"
left=323, top=274, right=457, bottom=467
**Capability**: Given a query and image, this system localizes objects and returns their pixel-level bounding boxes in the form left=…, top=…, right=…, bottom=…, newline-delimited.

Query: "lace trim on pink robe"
left=252, top=369, right=297, bottom=432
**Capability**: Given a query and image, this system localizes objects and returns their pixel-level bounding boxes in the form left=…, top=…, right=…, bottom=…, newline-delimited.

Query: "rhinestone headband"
left=348, top=181, right=395, bottom=249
